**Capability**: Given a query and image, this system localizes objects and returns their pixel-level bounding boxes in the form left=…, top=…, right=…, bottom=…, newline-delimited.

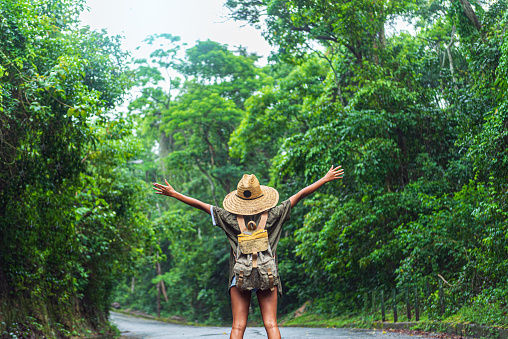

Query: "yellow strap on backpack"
left=238, top=229, right=268, bottom=242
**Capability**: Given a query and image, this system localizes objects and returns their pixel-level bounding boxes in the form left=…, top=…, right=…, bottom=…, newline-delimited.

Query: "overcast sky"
left=79, top=0, right=274, bottom=64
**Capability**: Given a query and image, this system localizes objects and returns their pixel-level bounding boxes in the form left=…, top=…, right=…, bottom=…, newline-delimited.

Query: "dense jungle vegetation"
left=1, top=0, right=508, bottom=336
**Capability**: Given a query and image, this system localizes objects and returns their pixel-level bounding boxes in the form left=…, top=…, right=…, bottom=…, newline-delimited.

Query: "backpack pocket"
left=233, top=261, right=255, bottom=291
left=257, top=259, right=278, bottom=291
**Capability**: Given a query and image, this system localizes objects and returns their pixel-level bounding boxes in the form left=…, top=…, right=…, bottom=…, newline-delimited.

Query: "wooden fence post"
left=393, top=288, right=398, bottom=323
left=405, top=287, right=411, bottom=321
left=364, top=292, right=368, bottom=315
left=381, top=290, right=386, bottom=322
left=415, top=286, right=419, bottom=321
left=372, top=290, right=376, bottom=318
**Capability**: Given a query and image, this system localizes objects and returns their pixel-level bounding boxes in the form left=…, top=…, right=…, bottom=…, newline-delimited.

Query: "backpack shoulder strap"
left=257, top=211, right=269, bottom=231
left=237, top=211, right=268, bottom=232
left=236, top=215, right=247, bottom=233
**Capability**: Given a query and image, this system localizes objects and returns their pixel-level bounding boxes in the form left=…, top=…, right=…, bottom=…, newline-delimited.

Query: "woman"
left=152, top=165, right=344, bottom=339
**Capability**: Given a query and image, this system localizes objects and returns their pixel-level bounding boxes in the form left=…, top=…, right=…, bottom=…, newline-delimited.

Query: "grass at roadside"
left=277, top=303, right=508, bottom=331
left=279, top=312, right=373, bottom=328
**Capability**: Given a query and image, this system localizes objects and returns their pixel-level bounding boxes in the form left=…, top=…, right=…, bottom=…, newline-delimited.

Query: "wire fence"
left=361, top=278, right=450, bottom=322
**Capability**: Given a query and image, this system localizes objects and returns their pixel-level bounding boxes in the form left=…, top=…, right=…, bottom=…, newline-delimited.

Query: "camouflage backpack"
left=233, top=211, right=278, bottom=292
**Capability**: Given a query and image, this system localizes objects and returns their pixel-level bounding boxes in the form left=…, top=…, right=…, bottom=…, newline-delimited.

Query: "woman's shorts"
left=231, top=276, right=258, bottom=293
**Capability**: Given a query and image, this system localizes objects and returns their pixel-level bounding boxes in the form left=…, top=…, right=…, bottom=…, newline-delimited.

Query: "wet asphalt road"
left=111, top=312, right=427, bottom=339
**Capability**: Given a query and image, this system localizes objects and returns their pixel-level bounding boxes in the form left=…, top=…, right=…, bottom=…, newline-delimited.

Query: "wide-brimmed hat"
left=223, top=174, right=279, bottom=215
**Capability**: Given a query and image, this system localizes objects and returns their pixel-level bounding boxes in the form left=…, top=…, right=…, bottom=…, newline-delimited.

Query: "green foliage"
left=0, top=0, right=154, bottom=336
left=223, top=0, right=508, bottom=323
left=226, top=0, right=415, bottom=64
left=3, top=0, right=507, bottom=333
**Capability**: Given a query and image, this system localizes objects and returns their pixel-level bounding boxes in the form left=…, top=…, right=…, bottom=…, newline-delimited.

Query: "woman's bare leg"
left=230, top=286, right=251, bottom=339
left=256, top=286, right=281, bottom=339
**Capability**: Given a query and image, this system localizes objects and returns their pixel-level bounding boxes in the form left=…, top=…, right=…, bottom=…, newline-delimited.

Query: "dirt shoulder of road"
left=112, top=309, right=205, bottom=327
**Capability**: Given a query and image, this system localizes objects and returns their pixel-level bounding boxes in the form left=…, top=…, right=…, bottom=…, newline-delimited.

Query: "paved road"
left=111, top=312, right=426, bottom=339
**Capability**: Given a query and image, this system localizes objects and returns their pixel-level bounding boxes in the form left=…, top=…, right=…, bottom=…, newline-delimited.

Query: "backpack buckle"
left=247, top=221, right=257, bottom=231
left=238, top=271, right=244, bottom=289
left=267, top=268, right=274, bottom=291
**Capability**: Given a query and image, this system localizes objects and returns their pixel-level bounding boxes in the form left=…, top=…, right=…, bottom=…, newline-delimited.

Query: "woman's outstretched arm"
left=153, top=180, right=211, bottom=215
left=289, top=165, right=344, bottom=208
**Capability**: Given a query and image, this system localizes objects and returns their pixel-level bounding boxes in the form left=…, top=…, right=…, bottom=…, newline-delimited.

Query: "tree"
left=130, top=39, right=267, bottom=199
left=0, top=0, right=154, bottom=335
left=226, top=0, right=417, bottom=63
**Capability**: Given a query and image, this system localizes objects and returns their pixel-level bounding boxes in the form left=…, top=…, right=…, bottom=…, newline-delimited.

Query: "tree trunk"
left=373, top=15, right=386, bottom=65
left=379, top=22, right=386, bottom=49
left=304, top=42, right=345, bottom=106
left=157, top=262, right=168, bottom=302
left=373, top=39, right=379, bottom=65
left=446, top=26, right=458, bottom=89
left=458, top=0, right=481, bottom=31
left=159, top=131, right=171, bottom=158
left=396, top=128, right=408, bottom=186
left=196, top=161, right=220, bottom=206
left=155, top=208, right=168, bottom=304
left=330, top=64, right=345, bottom=106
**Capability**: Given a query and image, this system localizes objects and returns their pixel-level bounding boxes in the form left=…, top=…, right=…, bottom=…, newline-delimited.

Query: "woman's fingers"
left=152, top=182, right=175, bottom=196
left=327, top=165, right=344, bottom=179
left=152, top=183, right=168, bottom=194
left=325, top=165, right=344, bottom=180
left=153, top=183, right=168, bottom=190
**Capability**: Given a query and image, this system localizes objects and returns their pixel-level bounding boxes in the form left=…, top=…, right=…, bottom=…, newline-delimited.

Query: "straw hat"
left=223, top=174, right=279, bottom=215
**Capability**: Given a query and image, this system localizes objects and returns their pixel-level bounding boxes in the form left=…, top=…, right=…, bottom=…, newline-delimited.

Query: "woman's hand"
left=152, top=180, right=211, bottom=214
left=322, top=165, right=344, bottom=182
left=290, top=164, right=344, bottom=208
left=153, top=179, right=177, bottom=197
